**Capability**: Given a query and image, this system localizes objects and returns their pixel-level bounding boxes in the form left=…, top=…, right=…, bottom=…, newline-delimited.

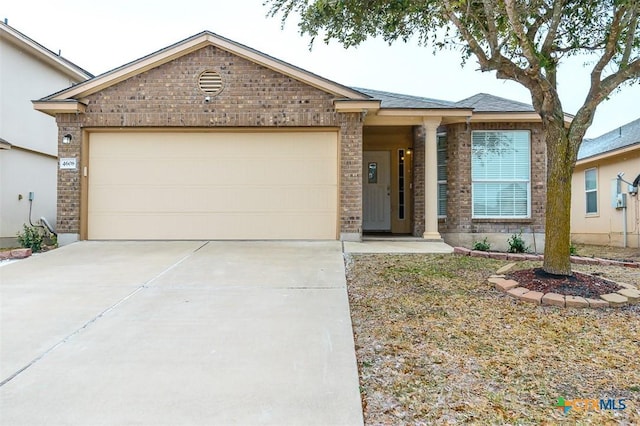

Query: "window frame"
left=398, top=149, right=406, bottom=220
left=584, top=167, right=598, bottom=215
left=437, top=133, right=447, bottom=218
left=471, top=130, right=532, bottom=219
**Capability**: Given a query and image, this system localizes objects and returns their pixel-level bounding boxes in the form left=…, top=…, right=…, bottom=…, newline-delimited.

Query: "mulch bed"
left=507, top=268, right=623, bottom=299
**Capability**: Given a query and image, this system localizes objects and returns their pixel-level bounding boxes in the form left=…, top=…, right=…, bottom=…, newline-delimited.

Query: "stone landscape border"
left=0, top=248, right=32, bottom=260
left=453, top=247, right=640, bottom=308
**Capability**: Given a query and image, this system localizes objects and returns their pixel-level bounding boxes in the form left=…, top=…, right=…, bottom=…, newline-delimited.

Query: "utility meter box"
left=616, top=193, right=627, bottom=209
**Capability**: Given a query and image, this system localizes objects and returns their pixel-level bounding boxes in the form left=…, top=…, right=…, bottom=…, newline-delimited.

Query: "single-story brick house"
left=35, top=31, right=564, bottom=249
left=571, top=118, right=640, bottom=248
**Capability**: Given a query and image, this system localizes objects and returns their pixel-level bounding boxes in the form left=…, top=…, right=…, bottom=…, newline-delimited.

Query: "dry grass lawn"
left=573, top=243, right=640, bottom=263
left=346, top=254, right=640, bottom=425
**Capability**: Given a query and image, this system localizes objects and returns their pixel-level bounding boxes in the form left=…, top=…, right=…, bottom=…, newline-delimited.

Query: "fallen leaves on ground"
left=346, top=254, right=640, bottom=425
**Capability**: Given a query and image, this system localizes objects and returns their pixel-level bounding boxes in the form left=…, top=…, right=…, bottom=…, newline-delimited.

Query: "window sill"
left=472, top=218, right=533, bottom=223
left=585, top=213, right=599, bottom=218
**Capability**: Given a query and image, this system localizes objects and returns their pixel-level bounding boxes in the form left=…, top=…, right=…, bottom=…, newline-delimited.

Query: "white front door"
left=363, top=151, right=391, bottom=231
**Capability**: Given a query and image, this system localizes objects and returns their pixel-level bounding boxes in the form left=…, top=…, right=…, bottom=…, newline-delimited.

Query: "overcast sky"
left=4, top=0, right=640, bottom=138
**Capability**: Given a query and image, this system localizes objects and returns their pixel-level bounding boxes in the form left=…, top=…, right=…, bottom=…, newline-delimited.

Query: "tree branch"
left=504, top=0, right=540, bottom=69
left=481, top=0, right=499, bottom=53
left=540, top=0, right=565, bottom=55
left=572, top=57, right=640, bottom=146
left=621, top=10, right=639, bottom=66
left=441, top=1, right=490, bottom=67
left=590, top=7, right=626, bottom=89
left=442, top=1, right=544, bottom=99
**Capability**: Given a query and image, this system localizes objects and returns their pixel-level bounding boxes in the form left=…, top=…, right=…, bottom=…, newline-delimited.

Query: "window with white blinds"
left=471, top=130, right=531, bottom=218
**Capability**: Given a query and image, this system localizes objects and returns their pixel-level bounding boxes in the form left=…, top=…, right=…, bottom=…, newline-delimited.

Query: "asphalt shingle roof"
left=455, top=93, right=534, bottom=112
left=578, top=117, right=640, bottom=160
left=354, top=88, right=536, bottom=113
left=353, top=87, right=461, bottom=109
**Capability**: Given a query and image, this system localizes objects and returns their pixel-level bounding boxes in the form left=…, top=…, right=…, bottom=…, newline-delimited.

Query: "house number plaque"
left=59, top=158, right=77, bottom=170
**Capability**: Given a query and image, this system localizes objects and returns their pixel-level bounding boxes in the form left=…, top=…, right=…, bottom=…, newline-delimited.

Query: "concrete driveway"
left=0, top=241, right=363, bottom=425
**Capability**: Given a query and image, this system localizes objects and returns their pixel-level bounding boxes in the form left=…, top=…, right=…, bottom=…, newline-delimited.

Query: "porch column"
left=423, top=118, right=442, bottom=240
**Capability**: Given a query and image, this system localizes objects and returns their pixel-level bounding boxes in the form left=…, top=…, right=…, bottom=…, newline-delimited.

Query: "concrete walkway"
left=344, top=239, right=454, bottom=254
left=0, top=241, right=363, bottom=425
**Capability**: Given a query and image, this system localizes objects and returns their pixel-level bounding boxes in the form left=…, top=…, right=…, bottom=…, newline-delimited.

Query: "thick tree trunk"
left=542, top=122, right=575, bottom=276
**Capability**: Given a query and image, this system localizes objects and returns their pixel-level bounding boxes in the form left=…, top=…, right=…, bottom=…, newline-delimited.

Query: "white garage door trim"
left=87, top=131, right=338, bottom=240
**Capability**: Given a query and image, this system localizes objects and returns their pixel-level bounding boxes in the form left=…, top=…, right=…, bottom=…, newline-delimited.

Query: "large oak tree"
left=267, top=0, right=640, bottom=276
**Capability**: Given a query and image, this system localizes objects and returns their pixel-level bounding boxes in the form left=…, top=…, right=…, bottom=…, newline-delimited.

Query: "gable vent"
left=198, top=70, right=223, bottom=95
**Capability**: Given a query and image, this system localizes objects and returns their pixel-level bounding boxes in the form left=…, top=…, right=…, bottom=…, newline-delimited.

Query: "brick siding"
left=56, top=115, right=82, bottom=235
left=52, top=44, right=547, bottom=241
left=412, top=126, right=425, bottom=236
left=441, top=122, right=546, bottom=235
left=53, top=45, right=363, bottom=236
left=339, top=113, right=364, bottom=235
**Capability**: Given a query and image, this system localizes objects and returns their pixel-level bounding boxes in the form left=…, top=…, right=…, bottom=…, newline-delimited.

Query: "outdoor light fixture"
left=62, top=134, right=72, bottom=144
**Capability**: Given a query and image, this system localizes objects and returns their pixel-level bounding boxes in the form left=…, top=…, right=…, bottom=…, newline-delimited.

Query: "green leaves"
left=266, top=0, right=640, bottom=83
left=267, top=0, right=439, bottom=48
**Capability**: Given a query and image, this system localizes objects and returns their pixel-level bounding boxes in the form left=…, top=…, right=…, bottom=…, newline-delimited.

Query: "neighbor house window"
left=437, top=134, right=447, bottom=217
left=471, top=130, right=531, bottom=218
left=585, top=168, right=598, bottom=214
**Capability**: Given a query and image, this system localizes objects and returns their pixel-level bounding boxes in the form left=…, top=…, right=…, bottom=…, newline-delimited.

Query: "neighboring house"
left=571, top=118, right=640, bottom=248
left=34, top=31, right=567, bottom=249
left=0, top=21, right=91, bottom=247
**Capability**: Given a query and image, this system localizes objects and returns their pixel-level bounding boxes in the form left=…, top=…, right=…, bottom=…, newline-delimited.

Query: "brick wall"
left=412, top=126, right=425, bottom=236
left=339, top=113, right=364, bottom=236
left=445, top=123, right=472, bottom=233
left=56, top=114, right=82, bottom=235
left=442, top=122, right=546, bottom=235
left=81, top=46, right=339, bottom=127
left=54, top=45, right=363, bottom=237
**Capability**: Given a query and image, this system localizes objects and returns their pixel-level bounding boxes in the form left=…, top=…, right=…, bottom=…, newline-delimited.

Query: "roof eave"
left=576, top=142, right=640, bottom=166
left=333, top=99, right=381, bottom=112
left=0, top=23, right=92, bottom=81
left=362, top=107, right=473, bottom=126
left=33, top=100, right=87, bottom=116
left=0, top=138, right=11, bottom=150
left=463, top=111, right=573, bottom=124
left=376, top=108, right=472, bottom=117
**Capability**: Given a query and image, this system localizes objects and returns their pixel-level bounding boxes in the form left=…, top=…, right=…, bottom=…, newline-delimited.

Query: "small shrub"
left=472, top=237, right=491, bottom=252
left=570, top=243, right=578, bottom=256
left=17, top=224, right=45, bottom=252
left=16, top=224, right=56, bottom=252
left=507, top=231, right=529, bottom=253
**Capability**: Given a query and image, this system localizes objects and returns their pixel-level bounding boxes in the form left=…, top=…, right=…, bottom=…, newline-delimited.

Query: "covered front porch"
left=342, top=88, right=472, bottom=242
left=335, top=88, right=472, bottom=242
left=361, top=123, right=444, bottom=240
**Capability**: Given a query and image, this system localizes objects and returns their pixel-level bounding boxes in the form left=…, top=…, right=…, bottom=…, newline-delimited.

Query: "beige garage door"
left=88, top=131, right=338, bottom=240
